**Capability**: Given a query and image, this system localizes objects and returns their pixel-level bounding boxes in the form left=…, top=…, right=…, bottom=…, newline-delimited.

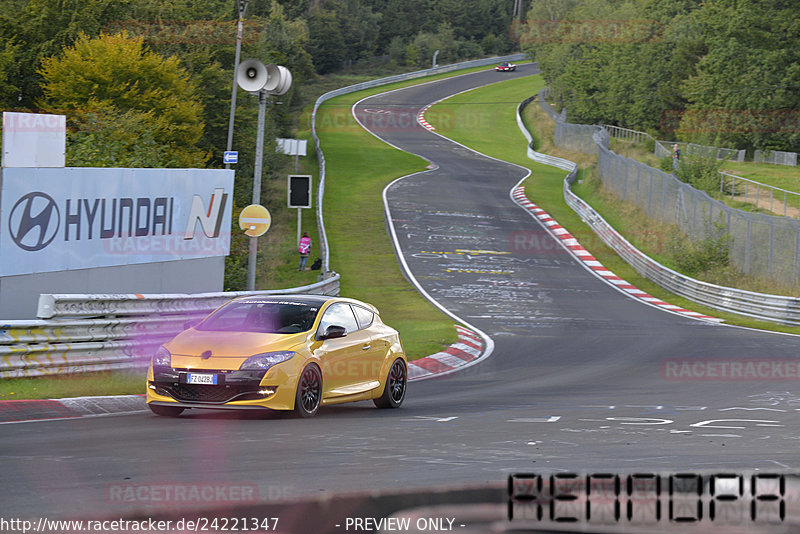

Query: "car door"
left=350, top=304, right=386, bottom=383
left=315, top=302, right=369, bottom=396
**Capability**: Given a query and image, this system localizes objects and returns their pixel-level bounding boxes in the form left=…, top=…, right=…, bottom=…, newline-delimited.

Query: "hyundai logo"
left=8, top=192, right=60, bottom=251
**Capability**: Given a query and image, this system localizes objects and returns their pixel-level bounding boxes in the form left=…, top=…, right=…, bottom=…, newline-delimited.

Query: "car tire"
left=294, top=364, right=322, bottom=418
left=374, top=359, right=407, bottom=409
left=148, top=404, right=184, bottom=417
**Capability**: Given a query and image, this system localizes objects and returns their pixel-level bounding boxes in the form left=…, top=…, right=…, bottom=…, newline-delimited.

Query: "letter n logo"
left=184, top=188, right=228, bottom=239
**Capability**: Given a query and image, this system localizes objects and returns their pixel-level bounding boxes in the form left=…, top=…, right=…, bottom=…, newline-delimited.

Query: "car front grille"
left=165, top=384, right=252, bottom=404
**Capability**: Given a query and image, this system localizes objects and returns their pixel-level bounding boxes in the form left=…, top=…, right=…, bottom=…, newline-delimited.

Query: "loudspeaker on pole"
left=237, top=59, right=292, bottom=95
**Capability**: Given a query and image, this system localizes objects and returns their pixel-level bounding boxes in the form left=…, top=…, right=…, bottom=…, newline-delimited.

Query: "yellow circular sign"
left=239, top=204, right=271, bottom=237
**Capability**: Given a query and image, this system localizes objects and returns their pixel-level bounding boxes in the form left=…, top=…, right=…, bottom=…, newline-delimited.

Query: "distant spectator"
left=298, top=232, right=312, bottom=271
left=672, top=143, right=681, bottom=169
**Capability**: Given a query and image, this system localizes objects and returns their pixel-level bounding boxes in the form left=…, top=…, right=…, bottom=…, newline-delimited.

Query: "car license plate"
left=186, top=373, right=217, bottom=385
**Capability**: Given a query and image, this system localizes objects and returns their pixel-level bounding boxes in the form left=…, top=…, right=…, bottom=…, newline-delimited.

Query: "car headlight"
left=240, top=351, right=295, bottom=371
left=152, top=346, right=171, bottom=367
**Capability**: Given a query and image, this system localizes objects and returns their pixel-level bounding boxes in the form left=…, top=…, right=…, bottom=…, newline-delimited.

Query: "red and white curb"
left=511, top=187, right=723, bottom=323
left=408, top=325, right=484, bottom=380
left=0, top=395, right=146, bottom=424
left=417, top=104, right=435, bottom=131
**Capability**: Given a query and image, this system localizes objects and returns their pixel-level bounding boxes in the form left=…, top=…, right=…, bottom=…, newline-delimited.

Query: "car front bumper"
left=146, top=365, right=297, bottom=411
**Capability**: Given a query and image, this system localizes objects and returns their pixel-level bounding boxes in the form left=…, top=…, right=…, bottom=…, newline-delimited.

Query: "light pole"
left=235, top=60, right=293, bottom=291
left=225, top=0, right=248, bottom=170
left=246, top=89, right=268, bottom=291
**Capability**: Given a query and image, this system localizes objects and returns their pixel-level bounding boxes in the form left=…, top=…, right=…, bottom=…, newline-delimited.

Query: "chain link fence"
left=538, top=89, right=800, bottom=288
left=755, top=149, right=798, bottom=166
left=654, top=140, right=745, bottom=162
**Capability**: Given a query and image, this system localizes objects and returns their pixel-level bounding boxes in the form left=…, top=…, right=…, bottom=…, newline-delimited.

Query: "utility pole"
left=246, top=89, right=268, bottom=291
left=225, top=0, right=248, bottom=170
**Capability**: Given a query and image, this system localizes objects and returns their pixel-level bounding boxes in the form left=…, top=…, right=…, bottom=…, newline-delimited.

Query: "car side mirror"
left=320, top=325, right=347, bottom=340
left=183, top=318, right=202, bottom=330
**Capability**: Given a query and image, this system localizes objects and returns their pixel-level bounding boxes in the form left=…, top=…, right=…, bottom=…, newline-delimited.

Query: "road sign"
left=239, top=204, right=271, bottom=237
left=288, top=175, right=312, bottom=208
left=223, top=151, right=238, bottom=164
left=276, top=138, right=307, bottom=156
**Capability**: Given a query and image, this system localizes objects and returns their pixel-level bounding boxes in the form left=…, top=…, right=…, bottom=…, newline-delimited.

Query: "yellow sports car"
left=146, top=295, right=407, bottom=417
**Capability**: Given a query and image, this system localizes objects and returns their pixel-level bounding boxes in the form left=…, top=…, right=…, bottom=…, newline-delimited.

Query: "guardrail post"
left=769, top=220, right=775, bottom=276
left=794, top=229, right=799, bottom=284
left=745, top=218, right=751, bottom=274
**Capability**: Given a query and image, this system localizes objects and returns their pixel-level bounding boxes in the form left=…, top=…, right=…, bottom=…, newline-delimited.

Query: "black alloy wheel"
left=295, top=365, right=322, bottom=417
left=374, top=359, right=406, bottom=409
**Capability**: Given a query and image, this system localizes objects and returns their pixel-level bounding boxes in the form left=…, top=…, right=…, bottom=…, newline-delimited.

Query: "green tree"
left=306, top=9, right=346, bottom=73
left=679, top=0, right=800, bottom=151
left=0, top=42, right=19, bottom=107
left=38, top=32, right=209, bottom=167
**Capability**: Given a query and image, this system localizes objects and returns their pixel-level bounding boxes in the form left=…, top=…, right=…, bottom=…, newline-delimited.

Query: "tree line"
left=0, top=0, right=521, bottom=170
left=524, top=0, right=799, bottom=152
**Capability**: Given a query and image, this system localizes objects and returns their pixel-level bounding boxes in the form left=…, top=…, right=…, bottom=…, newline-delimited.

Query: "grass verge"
left=0, top=371, right=145, bottom=401
left=426, top=74, right=800, bottom=335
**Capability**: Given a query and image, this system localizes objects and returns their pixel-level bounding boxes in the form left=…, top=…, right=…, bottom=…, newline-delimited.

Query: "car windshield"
left=196, top=300, right=320, bottom=334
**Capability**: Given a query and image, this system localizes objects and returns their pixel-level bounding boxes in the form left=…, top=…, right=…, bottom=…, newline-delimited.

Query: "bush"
left=675, top=154, right=724, bottom=195
left=659, top=157, right=674, bottom=172
left=667, top=220, right=731, bottom=277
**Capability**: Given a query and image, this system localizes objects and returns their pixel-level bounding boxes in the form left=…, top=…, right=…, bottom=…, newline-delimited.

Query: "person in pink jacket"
left=298, top=232, right=312, bottom=271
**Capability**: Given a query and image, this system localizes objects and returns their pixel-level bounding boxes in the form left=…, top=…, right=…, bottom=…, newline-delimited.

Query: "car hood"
left=165, top=329, right=309, bottom=358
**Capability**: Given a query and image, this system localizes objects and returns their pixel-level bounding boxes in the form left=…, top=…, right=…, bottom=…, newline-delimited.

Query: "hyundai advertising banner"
left=0, top=167, right=234, bottom=276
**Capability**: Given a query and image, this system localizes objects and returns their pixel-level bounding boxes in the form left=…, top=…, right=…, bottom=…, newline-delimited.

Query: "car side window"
left=352, top=305, right=374, bottom=330
left=317, top=303, right=359, bottom=337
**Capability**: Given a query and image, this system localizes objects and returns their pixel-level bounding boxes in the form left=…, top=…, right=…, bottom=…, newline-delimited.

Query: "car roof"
left=229, top=294, right=380, bottom=315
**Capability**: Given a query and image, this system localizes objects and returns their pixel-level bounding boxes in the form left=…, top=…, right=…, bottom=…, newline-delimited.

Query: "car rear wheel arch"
left=374, top=358, right=407, bottom=409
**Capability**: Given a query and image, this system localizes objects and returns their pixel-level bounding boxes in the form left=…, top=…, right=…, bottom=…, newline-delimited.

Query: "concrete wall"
left=0, top=256, right=225, bottom=319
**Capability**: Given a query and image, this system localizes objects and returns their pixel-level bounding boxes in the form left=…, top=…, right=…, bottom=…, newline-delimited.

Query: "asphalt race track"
left=2, top=64, right=800, bottom=526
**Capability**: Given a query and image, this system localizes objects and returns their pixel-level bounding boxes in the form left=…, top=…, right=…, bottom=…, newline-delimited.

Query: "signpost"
left=288, top=175, right=312, bottom=247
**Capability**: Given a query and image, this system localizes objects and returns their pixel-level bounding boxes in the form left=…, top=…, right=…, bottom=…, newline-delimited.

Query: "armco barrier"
left=312, top=53, right=527, bottom=272
left=0, top=274, right=340, bottom=378
left=518, top=95, right=800, bottom=326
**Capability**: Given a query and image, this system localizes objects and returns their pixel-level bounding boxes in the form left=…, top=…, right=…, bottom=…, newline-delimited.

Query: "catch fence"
left=539, top=89, right=800, bottom=288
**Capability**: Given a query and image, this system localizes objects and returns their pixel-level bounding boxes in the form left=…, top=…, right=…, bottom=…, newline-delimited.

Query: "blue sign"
left=223, top=151, right=238, bottom=164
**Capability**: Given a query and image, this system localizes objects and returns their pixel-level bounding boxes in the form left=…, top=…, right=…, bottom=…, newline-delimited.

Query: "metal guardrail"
left=719, top=171, right=800, bottom=218
left=311, top=53, right=527, bottom=272
left=600, top=124, right=654, bottom=145
left=542, top=90, right=800, bottom=288
left=518, top=94, right=800, bottom=326
left=0, top=275, right=340, bottom=378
